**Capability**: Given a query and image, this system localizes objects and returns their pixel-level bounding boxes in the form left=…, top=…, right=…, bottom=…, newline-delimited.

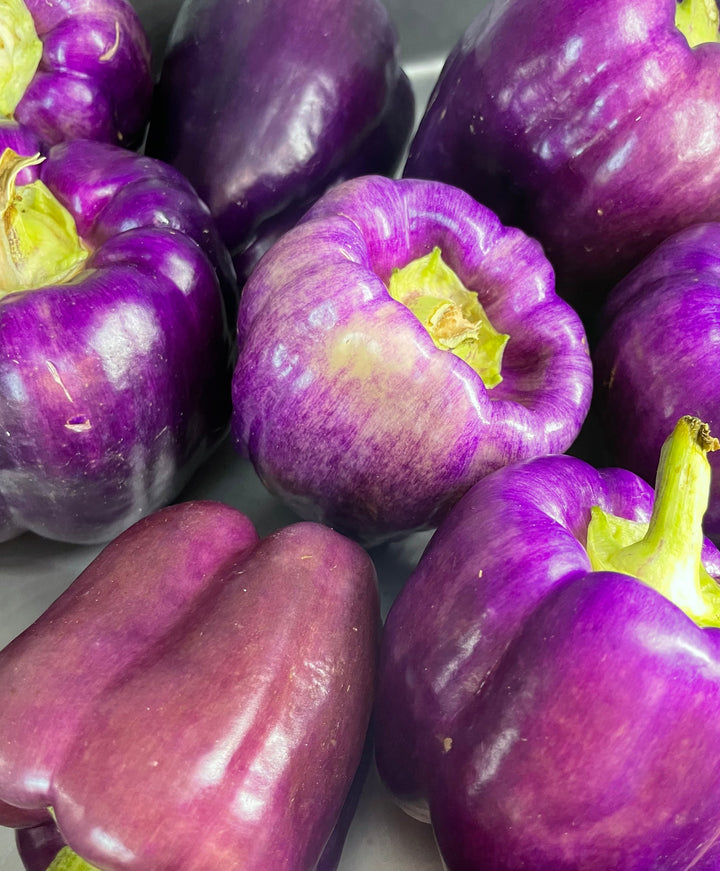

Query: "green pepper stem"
left=387, top=247, right=509, bottom=388
left=676, top=0, right=720, bottom=47
left=0, top=148, right=43, bottom=209
left=587, top=415, right=720, bottom=627
left=47, top=846, right=102, bottom=871
left=0, top=148, right=88, bottom=297
left=0, top=0, right=42, bottom=117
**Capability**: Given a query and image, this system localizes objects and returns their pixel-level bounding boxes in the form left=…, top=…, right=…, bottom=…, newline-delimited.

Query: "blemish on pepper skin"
left=65, top=415, right=92, bottom=433
left=442, top=737, right=453, bottom=752
left=99, top=21, right=121, bottom=62
left=46, top=360, right=73, bottom=402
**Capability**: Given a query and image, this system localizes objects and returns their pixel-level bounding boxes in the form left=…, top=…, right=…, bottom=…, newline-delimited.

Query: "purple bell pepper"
left=404, top=0, right=720, bottom=312
left=13, top=739, right=375, bottom=871
left=231, top=174, right=592, bottom=545
left=0, top=126, right=236, bottom=544
left=593, top=221, right=720, bottom=541
left=0, top=500, right=380, bottom=871
left=4, top=0, right=152, bottom=148
left=144, top=0, right=415, bottom=283
left=375, top=415, right=720, bottom=870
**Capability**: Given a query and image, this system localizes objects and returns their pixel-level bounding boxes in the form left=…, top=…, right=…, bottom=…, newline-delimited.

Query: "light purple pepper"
left=0, top=129, right=236, bottom=543
left=231, top=174, right=592, bottom=545
left=11, top=0, right=152, bottom=147
left=404, top=0, right=720, bottom=314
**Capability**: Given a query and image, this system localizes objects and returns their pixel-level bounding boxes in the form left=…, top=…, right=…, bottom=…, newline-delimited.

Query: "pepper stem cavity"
left=0, top=148, right=88, bottom=298
left=387, top=247, right=509, bottom=388
left=46, top=846, right=102, bottom=871
left=0, top=0, right=42, bottom=117
left=675, top=0, right=720, bottom=47
left=587, top=415, right=720, bottom=627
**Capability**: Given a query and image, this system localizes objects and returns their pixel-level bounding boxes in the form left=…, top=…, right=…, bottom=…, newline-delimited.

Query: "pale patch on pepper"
left=324, top=304, right=424, bottom=410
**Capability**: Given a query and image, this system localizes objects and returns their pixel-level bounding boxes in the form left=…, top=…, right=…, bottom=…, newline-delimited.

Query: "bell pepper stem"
left=46, top=846, right=102, bottom=871
left=676, top=0, right=720, bottom=47
left=587, top=415, right=720, bottom=627
left=0, top=148, right=43, bottom=209
left=387, top=246, right=509, bottom=388
left=0, top=148, right=88, bottom=297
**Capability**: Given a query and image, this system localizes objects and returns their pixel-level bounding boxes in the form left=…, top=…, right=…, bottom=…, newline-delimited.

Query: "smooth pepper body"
left=0, top=501, right=380, bottom=871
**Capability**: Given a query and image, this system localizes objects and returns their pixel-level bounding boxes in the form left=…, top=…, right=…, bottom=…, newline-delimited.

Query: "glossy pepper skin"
left=7, top=0, right=152, bottom=147
left=231, top=174, right=592, bottom=545
left=593, top=222, right=720, bottom=540
left=0, top=127, right=236, bottom=544
left=404, top=0, right=720, bottom=312
left=375, top=445, right=720, bottom=870
left=0, top=500, right=380, bottom=871
left=145, top=0, right=415, bottom=283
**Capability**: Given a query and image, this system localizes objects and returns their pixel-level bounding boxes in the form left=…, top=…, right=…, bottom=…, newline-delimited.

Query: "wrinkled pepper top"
left=4, top=0, right=152, bottom=147
left=232, top=174, right=592, bottom=544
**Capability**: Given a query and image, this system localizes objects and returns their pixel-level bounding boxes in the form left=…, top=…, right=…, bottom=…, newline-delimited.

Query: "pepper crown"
left=675, top=0, right=720, bottom=47
left=387, top=246, right=509, bottom=388
left=587, top=415, right=720, bottom=627
left=0, top=148, right=88, bottom=298
left=0, top=0, right=42, bottom=117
